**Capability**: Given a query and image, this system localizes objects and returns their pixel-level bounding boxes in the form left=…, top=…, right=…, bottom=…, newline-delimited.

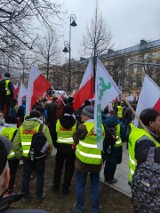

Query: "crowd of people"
left=0, top=72, right=160, bottom=213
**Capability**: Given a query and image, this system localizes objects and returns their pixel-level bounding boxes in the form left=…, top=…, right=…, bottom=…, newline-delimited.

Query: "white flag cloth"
left=94, top=59, right=121, bottom=150
left=17, top=82, right=27, bottom=107
left=134, top=74, right=160, bottom=126
left=26, top=65, right=51, bottom=115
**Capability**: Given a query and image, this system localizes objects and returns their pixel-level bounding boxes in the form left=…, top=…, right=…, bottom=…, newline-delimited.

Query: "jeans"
left=22, top=157, right=45, bottom=200
left=76, top=170, right=100, bottom=213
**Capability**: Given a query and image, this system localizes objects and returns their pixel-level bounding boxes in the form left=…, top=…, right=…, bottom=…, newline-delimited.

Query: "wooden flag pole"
left=120, top=93, right=149, bottom=133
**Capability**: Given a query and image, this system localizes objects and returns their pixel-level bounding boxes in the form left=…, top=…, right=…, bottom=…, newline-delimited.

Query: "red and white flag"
left=14, top=82, right=19, bottom=98
left=26, top=65, right=51, bottom=115
left=17, top=82, right=28, bottom=107
left=134, top=74, right=160, bottom=126
left=73, top=58, right=94, bottom=110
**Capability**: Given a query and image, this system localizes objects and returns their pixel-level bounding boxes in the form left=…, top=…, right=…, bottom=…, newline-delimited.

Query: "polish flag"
left=73, top=58, right=94, bottom=110
left=17, top=82, right=28, bottom=107
left=134, top=74, right=160, bottom=126
left=26, top=65, right=51, bottom=115
left=14, top=82, right=19, bottom=98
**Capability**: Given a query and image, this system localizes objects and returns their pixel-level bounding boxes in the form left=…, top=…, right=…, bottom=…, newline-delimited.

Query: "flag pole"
left=120, top=93, right=155, bottom=134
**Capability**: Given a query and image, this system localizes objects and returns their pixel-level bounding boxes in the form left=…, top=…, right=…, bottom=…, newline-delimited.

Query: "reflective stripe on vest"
left=5, top=80, right=11, bottom=96
left=114, top=123, right=123, bottom=147
left=56, top=119, right=76, bottom=145
left=1, top=126, right=17, bottom=159
left=19, top=124, right=40, bottom=158
left=76, top=121, right=105, bottom=165
left=128, top=127, right=160, bottom=182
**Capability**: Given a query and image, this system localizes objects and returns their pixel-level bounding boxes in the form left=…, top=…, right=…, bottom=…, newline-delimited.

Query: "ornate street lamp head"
left=70, top=14, right=77, bottom=27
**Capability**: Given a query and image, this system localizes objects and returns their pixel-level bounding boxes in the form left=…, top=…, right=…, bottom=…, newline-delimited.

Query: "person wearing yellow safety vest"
left=53, top=105, right=77, bottom=195
left=128, top=108, right=160, bottom=184
left=103, top=110, right=126, bottom=184
left=73, top=106, right=105, bottom=213
left=0, top=115, right=18, bottom=195
left=116, top=102, right=125, bottom=121
left=0, top=72, right=14, bottom=117
left=13, top=110, right=53, bottom=203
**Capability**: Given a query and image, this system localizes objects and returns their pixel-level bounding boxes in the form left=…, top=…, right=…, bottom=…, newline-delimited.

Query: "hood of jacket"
left=60, top=114, right=76, bottom=129
left=104, top=115, right=119, bottom=127
left=21, top=118, right=42, bottom=131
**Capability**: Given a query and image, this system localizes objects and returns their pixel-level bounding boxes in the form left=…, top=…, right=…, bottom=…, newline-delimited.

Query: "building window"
left=138, top=64, right=142, bottom=71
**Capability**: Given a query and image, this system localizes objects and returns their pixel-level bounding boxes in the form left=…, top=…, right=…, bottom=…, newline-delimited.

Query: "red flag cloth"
left=14, top=82, right=19, bottom=98
left=26, top=65, right=51, bottom=114
left=73, top=58, right=94, bottom=110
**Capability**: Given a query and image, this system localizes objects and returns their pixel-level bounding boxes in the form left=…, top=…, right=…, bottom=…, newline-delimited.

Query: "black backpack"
left=29, top=124, right=51, bottom=161
left=0, top=80, right=6, bottom=96
left=131, top=147, right=160, bottom=213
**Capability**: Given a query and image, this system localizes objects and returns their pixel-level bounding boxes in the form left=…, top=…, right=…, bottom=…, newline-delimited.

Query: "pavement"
left=100, top=144, right=132, bottom=198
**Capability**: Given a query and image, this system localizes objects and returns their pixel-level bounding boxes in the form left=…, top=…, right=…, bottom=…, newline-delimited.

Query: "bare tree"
left=35, top=29, right=61, bottom=80
left=82, top=3, right=112, bottom=76
left=0, top=0, right=64, bottom=62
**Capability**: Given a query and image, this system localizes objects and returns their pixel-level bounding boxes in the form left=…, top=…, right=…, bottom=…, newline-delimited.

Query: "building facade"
left=41, top=39, right=160, bottom=95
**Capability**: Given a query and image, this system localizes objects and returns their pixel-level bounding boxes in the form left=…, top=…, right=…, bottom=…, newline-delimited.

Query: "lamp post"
left=62, top=14, right=77, bottom=93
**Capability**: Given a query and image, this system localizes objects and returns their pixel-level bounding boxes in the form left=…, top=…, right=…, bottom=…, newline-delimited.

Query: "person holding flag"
left=129, top=108, right=160, bottom=212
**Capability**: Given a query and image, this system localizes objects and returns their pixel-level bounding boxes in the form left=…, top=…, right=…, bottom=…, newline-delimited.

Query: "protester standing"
left=13, top=110, right=53, bottom=203
left=0, top=115, right=19, bottom=195
left=0, top=72, right=14, bottom=116
left=53, top=105, right=77, bottom=194
left=128, top=108, right=160, bottom=212
left=73, top=106, right=105, bottom=213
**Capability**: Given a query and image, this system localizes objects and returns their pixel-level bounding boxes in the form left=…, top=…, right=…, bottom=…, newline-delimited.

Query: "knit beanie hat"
left=0, top=136, right=12, bottom=175
left=4, top=72, right=11, bottom=78
left=5, top=115, right=18, bottom=124
left=82, top=106, right=94, bottom=118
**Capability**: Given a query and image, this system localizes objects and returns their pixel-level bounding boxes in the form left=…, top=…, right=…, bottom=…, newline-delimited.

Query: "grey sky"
left=59, top=0, right=160, bottom=60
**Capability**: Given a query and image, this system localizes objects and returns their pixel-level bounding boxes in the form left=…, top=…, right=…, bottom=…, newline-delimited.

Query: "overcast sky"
left=58, top=0, right=160, bottom=60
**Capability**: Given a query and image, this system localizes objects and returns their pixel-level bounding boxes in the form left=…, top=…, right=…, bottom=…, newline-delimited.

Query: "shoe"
left=105, top=178, right=117, bottom=184
left=3, top=190, right=15, bottom=197
left=72, top=203, right=81, bottom=213
left=37, top=192, right=45, bottom=203
left=23, top=197, right=30, bottom=204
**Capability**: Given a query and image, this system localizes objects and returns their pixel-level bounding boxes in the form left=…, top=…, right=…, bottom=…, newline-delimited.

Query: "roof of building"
left=78, top=39, right=160, bottom=63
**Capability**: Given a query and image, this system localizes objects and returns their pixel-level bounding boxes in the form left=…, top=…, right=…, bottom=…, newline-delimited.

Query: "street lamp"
left=62, top=14, right=77, bottom=93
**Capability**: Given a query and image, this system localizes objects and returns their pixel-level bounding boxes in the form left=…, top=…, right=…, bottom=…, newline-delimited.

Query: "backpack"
left=28, top=124, right=51, bottom=161
left=131, top=147, right=160, bottom=213
left=0, top=80, right=6, bottom=96
left=104, top=125, right=117, bottom=154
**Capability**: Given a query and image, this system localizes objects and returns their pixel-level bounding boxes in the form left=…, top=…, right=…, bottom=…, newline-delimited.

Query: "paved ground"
left=100, top=144, right=132, bottom=198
